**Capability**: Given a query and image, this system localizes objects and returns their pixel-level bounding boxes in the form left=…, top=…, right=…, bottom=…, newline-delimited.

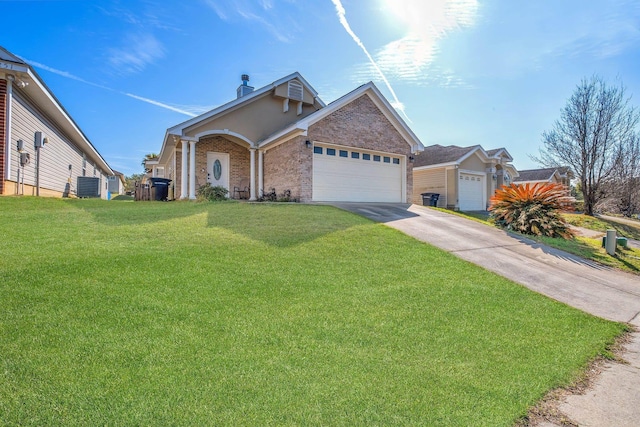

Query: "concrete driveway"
left=330, top=202, right=640, bottom=427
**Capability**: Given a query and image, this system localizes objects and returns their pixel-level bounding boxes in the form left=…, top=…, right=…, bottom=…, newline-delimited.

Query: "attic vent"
left=288, top=81, right=303, bottom=101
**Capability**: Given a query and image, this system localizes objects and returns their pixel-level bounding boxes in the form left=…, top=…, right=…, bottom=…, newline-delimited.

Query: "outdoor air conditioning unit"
left=77, top=176, right=100, bottom=198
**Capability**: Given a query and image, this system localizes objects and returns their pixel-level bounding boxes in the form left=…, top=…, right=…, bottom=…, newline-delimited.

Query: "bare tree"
left=533, top=76, right=639, bottom=216
left=608, top=133, right=640, bottom=216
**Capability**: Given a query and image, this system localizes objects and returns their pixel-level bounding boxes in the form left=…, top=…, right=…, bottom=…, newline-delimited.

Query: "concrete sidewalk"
left=331, top=203, right=640, bottom=427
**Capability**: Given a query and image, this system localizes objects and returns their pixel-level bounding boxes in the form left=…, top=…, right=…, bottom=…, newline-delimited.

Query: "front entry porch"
left=174, top=134, right=264, bottom=201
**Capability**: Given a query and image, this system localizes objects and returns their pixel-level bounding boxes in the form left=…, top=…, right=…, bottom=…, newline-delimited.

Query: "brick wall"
left=263, top=136, right=311, bottom=201
left=0, top=79, right=6, bottom=195
left=307, top=93, right=414, bottom=201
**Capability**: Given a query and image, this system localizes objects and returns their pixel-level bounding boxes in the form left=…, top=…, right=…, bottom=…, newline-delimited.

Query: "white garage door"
left=458, top=173, right=485, bottom=210
left=312, top=145, right=403, bottom=202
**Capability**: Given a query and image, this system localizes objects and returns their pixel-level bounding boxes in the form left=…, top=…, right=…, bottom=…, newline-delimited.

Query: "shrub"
left=489, top=183, right=574, bottom=239
left=196, top=184, right=228, bottom=202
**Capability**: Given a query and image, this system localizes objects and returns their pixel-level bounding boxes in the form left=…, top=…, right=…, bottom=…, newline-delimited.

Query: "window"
left=314, top=146, right=323, bottom=154
left=393, top=158, right=400, bottom=164
left=351, top=152, right=360, bottom=159
left=383, top=156, right=390, bottom=163
left=362, top=153, right=371, bottom=160
left=327, top=148, right=336, bottom=156
left=373, top=155, right=381, bottom=162
left=339, top=150, right=348, bottom=158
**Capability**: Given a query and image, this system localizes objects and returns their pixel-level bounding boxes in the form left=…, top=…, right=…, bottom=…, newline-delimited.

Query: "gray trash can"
left=421, top=192, right=440, bottom=207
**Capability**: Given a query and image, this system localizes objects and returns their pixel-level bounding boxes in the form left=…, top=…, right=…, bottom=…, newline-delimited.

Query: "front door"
left=207, top=152, right=230, bottom=192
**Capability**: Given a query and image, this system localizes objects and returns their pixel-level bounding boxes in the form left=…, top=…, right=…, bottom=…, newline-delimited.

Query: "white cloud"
left=107, top=33, right=165, bottom=74
left=202, top=0, right=297, bottom=43
left=360, top=0, right=479, bottom=87
left=23, top=59, right=207, bottom=117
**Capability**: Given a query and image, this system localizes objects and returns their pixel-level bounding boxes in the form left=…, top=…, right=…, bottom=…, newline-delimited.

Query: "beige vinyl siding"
left=10, top=91, right=108, bottom=198
left=413, top=168, right=446, bottom=206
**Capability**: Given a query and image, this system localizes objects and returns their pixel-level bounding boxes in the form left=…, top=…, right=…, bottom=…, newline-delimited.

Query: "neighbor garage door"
left=312, top=144, right=403, bottom=202
left=458, top=173, right=485, bottom=210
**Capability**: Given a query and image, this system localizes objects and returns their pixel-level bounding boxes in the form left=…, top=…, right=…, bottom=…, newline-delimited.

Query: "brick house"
left=149, top=73, right=424, bottom=203
left=0, top=46, right=113, bottom=198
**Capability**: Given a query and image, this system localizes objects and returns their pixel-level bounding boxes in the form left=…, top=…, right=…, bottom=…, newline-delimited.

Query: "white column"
left=181, top=140, right=188, bottom=199
left=189, top=140, right=196, bottom=199
left=249, top=148, right=256, bottom=201
left=258, top=150, right=264, bottom=198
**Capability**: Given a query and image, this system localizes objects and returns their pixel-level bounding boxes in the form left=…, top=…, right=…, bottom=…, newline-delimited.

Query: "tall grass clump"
left=489, top=183, right=574, bottom=238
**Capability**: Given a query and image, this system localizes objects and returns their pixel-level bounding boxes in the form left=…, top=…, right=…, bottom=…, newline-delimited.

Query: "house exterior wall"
left=263, top=135, right=311, bottom=201
left=186, top=94, right=317, bottom=144
left=459, top=153, right=486, bottom=172
left=306, top=94, right=413, bottom=202
left=6, top=89, right=109, bottom=198
left=0, top=79, right=6, bottom=195
left=412, top=168, right=446, bottom=207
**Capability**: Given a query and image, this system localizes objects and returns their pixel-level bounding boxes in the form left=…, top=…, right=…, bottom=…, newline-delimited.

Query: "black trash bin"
left=421, top=192, right=440, bottom=207
left=149, top=178, right=172, bottom=201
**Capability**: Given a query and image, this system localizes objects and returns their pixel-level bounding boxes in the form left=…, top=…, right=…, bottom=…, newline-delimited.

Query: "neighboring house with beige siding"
left=0, top=46, right=113, bottom=198
left=412, top=144, right=518, bottom=210
left=150, top=73, right=424, bottom=203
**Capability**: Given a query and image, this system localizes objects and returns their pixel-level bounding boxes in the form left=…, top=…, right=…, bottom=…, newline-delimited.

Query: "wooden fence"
left=134, top=181, right=151, bottom=201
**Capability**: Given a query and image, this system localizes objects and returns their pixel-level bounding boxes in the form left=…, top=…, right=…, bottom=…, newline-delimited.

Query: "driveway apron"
left=330, top=202, right=640, bottom=427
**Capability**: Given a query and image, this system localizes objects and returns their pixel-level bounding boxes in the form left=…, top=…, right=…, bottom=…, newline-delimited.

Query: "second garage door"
left=312, top=145, right=403, bottom=202
left=458, top=173, right=485, bottom=210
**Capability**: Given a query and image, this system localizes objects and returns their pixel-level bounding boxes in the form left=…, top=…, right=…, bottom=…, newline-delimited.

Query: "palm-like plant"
left=489, top=183, right=574, bottom=239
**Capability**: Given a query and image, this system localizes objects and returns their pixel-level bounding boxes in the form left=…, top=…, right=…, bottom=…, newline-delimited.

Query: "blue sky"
left=3, top=0, right=640, bottom=175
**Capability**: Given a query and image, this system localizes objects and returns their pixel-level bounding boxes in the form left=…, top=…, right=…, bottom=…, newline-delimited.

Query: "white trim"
left=5, top=78, right=12, bottom=180
left=412, top=162, right=458, bottom=171
left=193, top=129, right=253, bottom=147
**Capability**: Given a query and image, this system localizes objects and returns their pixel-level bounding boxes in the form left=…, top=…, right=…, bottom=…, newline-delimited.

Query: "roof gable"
left=259, top=82, right=424, bottom=152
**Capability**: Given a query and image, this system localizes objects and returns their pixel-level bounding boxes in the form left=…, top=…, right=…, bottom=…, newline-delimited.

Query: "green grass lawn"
left=0, top=198, right=626, bottom=426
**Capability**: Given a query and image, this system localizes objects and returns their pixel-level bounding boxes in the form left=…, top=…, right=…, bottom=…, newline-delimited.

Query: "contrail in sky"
left=330, top=0, right=411, bottom=122
left=23, top=58, right=198, bottom=117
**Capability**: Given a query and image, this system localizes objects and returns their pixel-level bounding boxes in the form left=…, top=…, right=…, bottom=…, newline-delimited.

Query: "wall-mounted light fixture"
left=409, top=156, right=415, bottom=163
left=305, top=140, right=312, bottom=148
left=492, top=174, right=497, bottom=181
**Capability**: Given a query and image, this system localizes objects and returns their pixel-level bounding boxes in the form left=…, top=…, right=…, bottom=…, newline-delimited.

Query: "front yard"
left=0, top=198, right=626, bottom=426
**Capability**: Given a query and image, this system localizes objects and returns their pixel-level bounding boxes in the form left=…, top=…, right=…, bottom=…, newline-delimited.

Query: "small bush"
left=258, top=188, right=297, bottom=202
left=196, top=184, right=228, bottom=201
left=489, top=183, right=574, bottom=239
